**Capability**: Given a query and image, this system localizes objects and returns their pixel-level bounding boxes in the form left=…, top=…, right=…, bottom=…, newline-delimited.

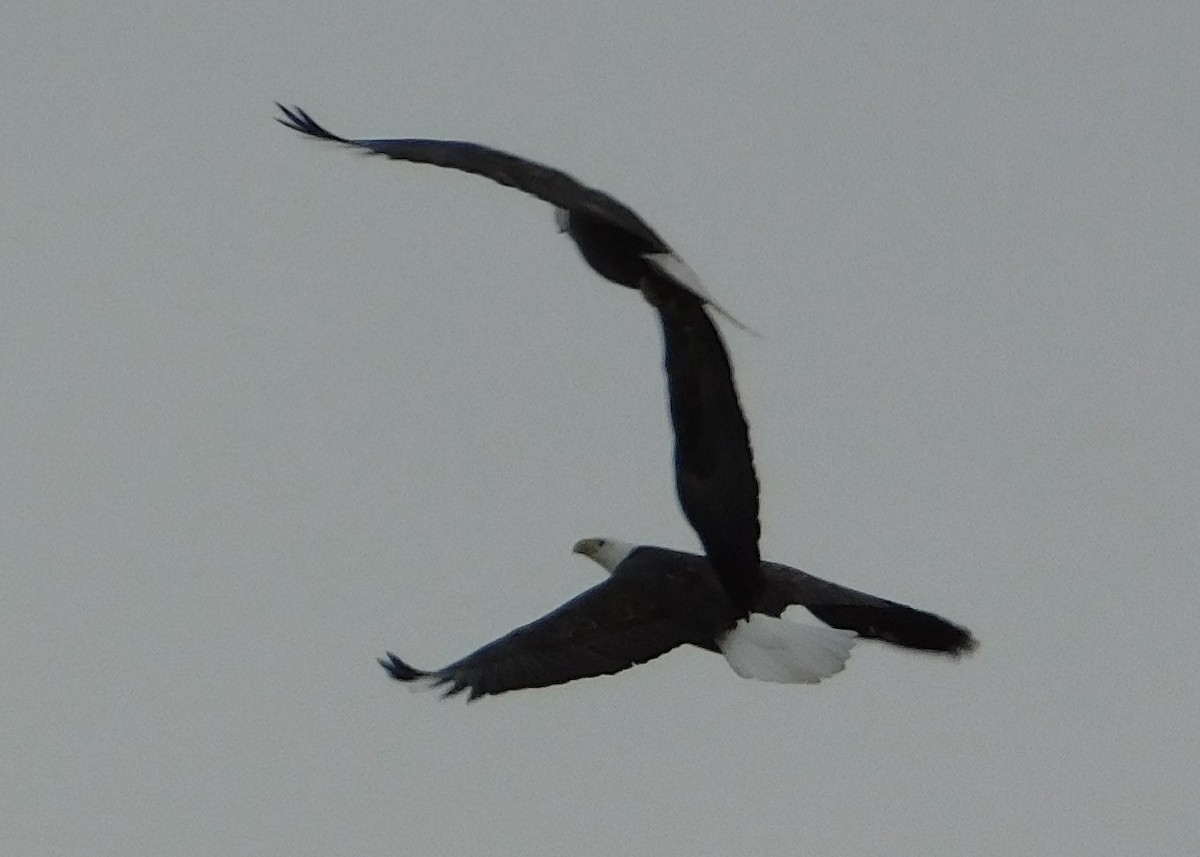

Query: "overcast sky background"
left=4, top=4, right=1198, bottom=855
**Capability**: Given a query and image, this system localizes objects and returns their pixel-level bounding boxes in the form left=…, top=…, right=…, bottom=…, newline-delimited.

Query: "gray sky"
left=4, top=3, right=1197, bottom=855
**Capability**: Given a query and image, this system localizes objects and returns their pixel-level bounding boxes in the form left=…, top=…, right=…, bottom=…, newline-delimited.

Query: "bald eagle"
left=273, top=104, right=749, bottom=331
left=379, top=538, right=975, bottom=701
left=276, top=103, right=765, bottom=617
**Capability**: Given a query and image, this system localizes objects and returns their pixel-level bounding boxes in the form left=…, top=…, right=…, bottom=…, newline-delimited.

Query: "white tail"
left=643, top=251, right=760, bottom=336
left=717, top=615, right=855, bottom=684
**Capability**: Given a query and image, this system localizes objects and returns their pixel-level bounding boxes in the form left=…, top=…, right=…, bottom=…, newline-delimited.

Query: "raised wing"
left=757, top=562, right=978, bottom=656
left=275, top=104, right=663, bottom=246
left=647, top=287, right=762, bottom=615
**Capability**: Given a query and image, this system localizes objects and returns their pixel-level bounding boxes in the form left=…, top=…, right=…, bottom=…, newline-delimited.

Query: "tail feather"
left=643, top=251, right=760, bottom=336
left=717, top=615, right=855, bottom=684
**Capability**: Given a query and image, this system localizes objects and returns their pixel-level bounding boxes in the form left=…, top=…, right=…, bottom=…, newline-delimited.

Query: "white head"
left=553, top=207, right=571, bottom=233
left=572, top=537, right=637, bottom=574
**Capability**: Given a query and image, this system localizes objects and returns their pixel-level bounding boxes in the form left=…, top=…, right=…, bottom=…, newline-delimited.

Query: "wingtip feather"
left=378, top=651, right=429, bottom=683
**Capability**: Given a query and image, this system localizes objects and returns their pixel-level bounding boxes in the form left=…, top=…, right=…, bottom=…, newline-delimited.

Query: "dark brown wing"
left=757, top=562, right=978, bottom=656
left=645, top=287, right=762, bottom=616
left=274, top=104, right=664, bottom=246
left=379, top=560, right=731, bottom=701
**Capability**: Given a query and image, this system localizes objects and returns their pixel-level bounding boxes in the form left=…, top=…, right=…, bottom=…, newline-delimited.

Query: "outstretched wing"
left=757, top=562, right=978, bottom=656
left=379, top=569, right=726, bottom=701
left=275, top=104, right=662, bottom=245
